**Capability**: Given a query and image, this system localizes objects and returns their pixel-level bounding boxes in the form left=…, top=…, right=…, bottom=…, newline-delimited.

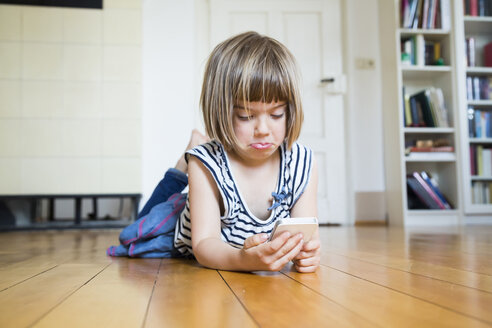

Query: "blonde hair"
left=200, top=31, right=303, bottom=150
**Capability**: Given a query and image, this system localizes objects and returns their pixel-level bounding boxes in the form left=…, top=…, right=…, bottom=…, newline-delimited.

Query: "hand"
left=241, top=232, right=304, bottom=271
left=292, top=234, right=321, bottom=273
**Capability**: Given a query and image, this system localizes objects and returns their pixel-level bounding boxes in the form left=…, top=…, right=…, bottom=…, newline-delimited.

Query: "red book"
left=484, top=42, right=492, bottom=67
left=412, top=172, right=446, bottom=209
left=470, top=0, right=478, bottom=16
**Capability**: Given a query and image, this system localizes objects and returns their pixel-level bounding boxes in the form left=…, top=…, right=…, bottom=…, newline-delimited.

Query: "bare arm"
left=290, top=157, right=321, bottom=272
left=188, top=156, right=304, bottom=271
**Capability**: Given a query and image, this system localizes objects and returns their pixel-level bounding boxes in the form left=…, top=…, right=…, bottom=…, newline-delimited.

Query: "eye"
left=271, top=113, right=285, bottom=119
left=237, top=114, right=253, bottom=121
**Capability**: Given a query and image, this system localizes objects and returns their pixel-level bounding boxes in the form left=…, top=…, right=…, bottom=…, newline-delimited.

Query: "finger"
left=302, top=239, right=321, bottom=252
left=274, top=233, right=303, bottom=259
left=295, top=263, right=318, bottom=273
left=293, top=249, right=315, bottom=260
left=271, top=236, right=304, bottom=269
left=266, top=231, right=292, bottom=253
left=243, top=233, right=268, bottom=250
left=294, top=256, right=320, bottom=268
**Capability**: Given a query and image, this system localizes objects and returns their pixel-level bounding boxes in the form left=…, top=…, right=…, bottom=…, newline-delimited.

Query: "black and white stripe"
left=174, top=140, right=313, bottom=255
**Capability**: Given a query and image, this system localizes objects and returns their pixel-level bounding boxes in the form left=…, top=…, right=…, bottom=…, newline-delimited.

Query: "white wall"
left=345, top=0, right=386, bottom=221
left=0, top=2, right=142, bottom=195
left=141, top=0, right=195, bottom=204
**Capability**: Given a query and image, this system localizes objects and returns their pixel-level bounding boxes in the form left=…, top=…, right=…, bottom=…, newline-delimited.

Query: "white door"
left=209, top=0, right=347, bottom=224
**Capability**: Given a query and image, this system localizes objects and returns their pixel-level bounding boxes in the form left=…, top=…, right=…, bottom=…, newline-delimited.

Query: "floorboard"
left=0, top=226, right=491, bottom=327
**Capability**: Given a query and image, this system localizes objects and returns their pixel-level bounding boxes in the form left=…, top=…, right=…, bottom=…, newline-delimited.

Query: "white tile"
left=22, top=81, right=63, bottom=118
left=0, top=42, right=21, bottom=78
left=23, top=43, right=63, bottom=80
left=102, top=82, right=141, bottom=118
left=0, top=158, right=21, bottom=193
left=22, top=6, right=63, bottom=42
left=0, top=119, right=21, bottom=157
left=103, top=9, right=141, bottom=45
left=0, top=5, right=22, bottom=41
left=63, top=82, right=101, bottom=118
left=101, top=119, right=141, bottom=157
left=103, top=45, right=141, bottom=82
left=19, top=120, right=62, bottom=157
left=63, top=9, right=102, bottom=43
left=20, top=158, right=61, bottom=193
left=57, top=158, right=101, bottom=193
left=59, top=120, right=102, bottom=156
left=64, top=45, right=102, bottom=81
left=104, top=0, right=142, bottom=10
left=101, top=158, right=141, bottom=192
left=0, top=81, right=21, bottom=118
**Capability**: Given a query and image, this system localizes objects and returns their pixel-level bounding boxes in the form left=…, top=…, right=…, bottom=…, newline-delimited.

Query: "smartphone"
left=268, top=217, right=318, bottom=242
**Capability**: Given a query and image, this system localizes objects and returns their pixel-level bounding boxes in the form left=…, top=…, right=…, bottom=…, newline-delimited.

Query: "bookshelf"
left=455, top=1, right=492, bottom=217
left=379, top=0, right=462, bottom=226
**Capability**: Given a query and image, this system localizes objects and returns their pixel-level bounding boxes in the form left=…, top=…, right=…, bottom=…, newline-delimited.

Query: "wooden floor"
left=0, top=225, right=491, bottom=328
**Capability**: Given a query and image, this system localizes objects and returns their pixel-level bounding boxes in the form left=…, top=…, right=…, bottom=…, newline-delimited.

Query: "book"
left=412, top=172, right=447, bottom=209
left=420, top=171, right=452, bottom=208
left=409, top=146, right=454, bottom=152
left=406, top=173, right=443, bottom=209
left=470, top=145, right=476, bottom=176
left=468, top=107, right=476, bottom=138
left=485, top=42, right=492, bottom=67
left=440, top=0, right=451, bottom=29
left=483, top=148, right=492, bottom=176
left=466, top=37, right=475, bottom=67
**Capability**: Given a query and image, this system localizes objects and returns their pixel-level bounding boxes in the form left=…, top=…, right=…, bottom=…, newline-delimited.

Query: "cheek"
left=232, top=121, right=252, bottom=141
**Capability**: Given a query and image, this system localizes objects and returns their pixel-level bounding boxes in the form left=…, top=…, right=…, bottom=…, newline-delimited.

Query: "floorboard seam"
left=279, top=270, right=383, bottom=328
left=217, top=271, right=261, bottom=328
left=27, top=262, right=112, bottom=328
left=141, top=259, right=163, bottom=328
left=0, top=265, right=59, bottom=293
left=324, top=250, right=492, bottom=294
left=319, top=263, right=492, bottom=325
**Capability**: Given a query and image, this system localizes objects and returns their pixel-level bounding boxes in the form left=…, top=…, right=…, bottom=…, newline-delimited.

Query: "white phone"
left=268, top=217, right=318, bottom=242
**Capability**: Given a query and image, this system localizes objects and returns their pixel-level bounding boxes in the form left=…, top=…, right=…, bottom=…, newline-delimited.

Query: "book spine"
left=407, top=176, right=441, bottom=209
left=440, top=0, right=451, bottom=29
left=473, top=76, right=480, bottom=100
left=467, top=76, right=473, bottom=100
left=484, top=42, right=492, bottom=67
left=478, top=145, right=483, bottom=176
left=412, top=172, right=446, bottom=209
left=416, top=34, right=425, bottom=66
left=475, top=109, right=482, bottom=137
left=470, top=0, right=478, bottom=15
left=468, top=106, right=475, bottom=138
left=420, top=171, right=451, bottom=208
left=470, top=145, right=476, bottom=176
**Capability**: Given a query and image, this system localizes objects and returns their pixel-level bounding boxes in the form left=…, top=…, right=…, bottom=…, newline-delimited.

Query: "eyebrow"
left=234, top=103, right=286, bottom=111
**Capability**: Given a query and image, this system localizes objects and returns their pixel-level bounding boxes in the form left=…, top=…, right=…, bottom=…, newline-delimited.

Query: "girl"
left=108, top=31, right=321, bottom=273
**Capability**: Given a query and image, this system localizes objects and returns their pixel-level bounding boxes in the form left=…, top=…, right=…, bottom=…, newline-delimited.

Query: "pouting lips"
left=250, top=143, right=273, bottom=150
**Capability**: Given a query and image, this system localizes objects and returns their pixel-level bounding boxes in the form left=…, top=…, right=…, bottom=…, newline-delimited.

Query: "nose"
left=255, top=115, right=270, bottom=135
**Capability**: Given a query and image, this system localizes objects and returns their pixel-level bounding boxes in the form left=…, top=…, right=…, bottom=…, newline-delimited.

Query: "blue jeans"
left=107, top=168, right=188, bottom=258
left=138, top=168, right=188, bottom=218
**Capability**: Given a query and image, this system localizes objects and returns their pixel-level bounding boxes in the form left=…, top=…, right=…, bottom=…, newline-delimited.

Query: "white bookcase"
left=379, top=0, right=462, bottom=226
left=455, top=4, right=492, bottom=219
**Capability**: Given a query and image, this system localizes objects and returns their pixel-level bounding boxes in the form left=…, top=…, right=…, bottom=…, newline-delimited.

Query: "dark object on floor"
left=0, top=200, right=15, bottom=227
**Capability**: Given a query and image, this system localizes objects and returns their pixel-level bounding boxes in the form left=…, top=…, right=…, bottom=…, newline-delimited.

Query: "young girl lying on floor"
left=108, top=31, right=321, bottom=273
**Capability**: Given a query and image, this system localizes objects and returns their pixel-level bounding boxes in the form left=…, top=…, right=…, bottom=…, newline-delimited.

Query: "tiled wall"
left=0, top=0, right=142, bottom=194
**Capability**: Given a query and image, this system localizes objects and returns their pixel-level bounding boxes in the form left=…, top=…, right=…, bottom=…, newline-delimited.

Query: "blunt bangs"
left=201, top=31, right=304, bottom=150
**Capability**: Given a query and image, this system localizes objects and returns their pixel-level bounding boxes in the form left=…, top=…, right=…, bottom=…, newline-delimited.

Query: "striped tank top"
left=173, top=140, right=313, bottom=256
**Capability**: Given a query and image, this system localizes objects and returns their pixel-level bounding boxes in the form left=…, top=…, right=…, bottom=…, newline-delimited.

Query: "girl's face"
left=231, top=100, right=287, bottom=164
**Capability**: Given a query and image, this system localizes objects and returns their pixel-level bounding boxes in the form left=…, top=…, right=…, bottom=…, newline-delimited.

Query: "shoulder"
left=186, top=140, right=224, bottom=162
left=283, top=141, right=315, bottom=205
left=284, top=141, right=314, bottom=169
